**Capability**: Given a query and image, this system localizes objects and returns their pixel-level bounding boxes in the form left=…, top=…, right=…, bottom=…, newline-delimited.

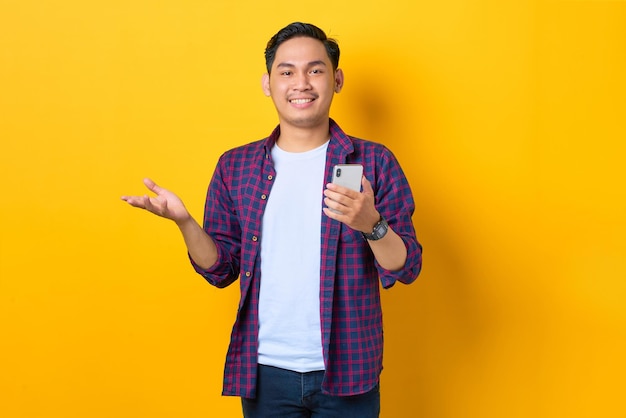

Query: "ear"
left=334, top=68, right=344, bottom=93
left=261, top=73, right=271, bottom=97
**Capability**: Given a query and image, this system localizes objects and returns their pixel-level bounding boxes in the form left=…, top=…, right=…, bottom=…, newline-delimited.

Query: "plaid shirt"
left=191, top=119, right=422, bottom=398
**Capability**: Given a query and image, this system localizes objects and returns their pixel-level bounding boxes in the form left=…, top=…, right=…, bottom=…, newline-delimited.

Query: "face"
left=262, top=36, right=344, bottom=130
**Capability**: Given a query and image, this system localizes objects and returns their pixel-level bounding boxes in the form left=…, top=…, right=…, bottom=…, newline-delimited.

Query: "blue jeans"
left=241, top=365, right=380, bottom=418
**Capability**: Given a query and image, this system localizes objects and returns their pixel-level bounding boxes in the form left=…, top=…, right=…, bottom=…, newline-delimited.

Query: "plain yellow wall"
left=1, top=1, right=625, bottom=417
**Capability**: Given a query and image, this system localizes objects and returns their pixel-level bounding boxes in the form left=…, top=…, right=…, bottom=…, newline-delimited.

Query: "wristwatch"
left=362, top=215, right=389, bottom=241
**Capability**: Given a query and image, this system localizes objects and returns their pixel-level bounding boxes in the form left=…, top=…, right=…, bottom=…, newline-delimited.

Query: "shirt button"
left=261, top=194, right=267, bottom=200
left=245, top=271, right=251, bottom=277
left=267, top=175, right=273, bottom=180
left=252, top=236, right=258, bottom=242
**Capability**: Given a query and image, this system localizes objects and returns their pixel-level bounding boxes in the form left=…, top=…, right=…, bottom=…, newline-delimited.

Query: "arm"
left=121, top=178, right=218, bottom=269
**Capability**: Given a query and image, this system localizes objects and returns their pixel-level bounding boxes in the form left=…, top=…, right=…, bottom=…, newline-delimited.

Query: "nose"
left=292, top=72, right=311, bottom=91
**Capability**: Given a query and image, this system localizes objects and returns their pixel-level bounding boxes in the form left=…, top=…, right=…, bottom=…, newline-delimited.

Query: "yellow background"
left=1, top=0, right=625, bottom=417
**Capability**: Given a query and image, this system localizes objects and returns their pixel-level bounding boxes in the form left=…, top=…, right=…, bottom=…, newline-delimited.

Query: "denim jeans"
left=241, top=364, right=380, bottom=418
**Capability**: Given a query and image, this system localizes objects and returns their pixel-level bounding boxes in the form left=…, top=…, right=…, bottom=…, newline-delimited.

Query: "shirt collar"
left=262, top=118, right=354, bottom=158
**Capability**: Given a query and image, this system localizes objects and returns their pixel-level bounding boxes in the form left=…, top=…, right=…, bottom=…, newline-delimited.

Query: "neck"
left=276, top=119, right=331, bottom=153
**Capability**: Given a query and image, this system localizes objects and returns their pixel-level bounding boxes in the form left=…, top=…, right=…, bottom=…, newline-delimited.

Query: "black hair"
left=264, top=22, right=340, bottom=73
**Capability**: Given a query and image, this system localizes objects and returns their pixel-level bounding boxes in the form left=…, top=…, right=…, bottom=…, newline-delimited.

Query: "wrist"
left=362, top=215, right=389, bottom=241
left=174, top=212, right=195, bottom=229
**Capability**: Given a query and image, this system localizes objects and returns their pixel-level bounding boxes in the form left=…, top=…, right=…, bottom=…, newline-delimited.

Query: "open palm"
left=121, top=178, right=190, bottom=224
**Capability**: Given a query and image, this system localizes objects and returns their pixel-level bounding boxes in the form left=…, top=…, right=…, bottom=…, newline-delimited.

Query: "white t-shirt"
left=257, top=140, right=328, bottom=372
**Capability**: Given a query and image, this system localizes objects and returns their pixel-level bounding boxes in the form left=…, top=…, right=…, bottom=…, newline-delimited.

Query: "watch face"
left=374, top=221, right=388, bottom=237
left=365, top=217, right=388, bottom=240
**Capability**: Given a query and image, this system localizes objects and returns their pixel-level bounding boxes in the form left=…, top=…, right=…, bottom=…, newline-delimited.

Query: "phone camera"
left=336, top=168, right=342, bottom=177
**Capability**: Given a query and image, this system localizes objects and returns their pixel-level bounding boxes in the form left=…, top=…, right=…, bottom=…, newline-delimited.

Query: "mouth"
left=289, top=97, right=316, bottom=105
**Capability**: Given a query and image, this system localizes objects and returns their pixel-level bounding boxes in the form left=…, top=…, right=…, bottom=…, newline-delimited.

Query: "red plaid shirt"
left=191, top=119, right=422, bottom=398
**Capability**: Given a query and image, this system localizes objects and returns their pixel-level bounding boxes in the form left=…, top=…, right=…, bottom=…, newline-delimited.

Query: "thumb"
left=143, top=178, right=162, bottom=194
left=361, top=176, right=374, bottom=195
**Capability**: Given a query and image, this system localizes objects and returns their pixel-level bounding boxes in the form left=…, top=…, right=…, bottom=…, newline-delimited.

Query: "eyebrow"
left=275, top=60, right=328, bottom=69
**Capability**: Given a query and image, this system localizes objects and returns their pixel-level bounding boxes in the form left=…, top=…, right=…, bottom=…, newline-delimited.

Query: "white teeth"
left=290, top=98, right=313, bottom=104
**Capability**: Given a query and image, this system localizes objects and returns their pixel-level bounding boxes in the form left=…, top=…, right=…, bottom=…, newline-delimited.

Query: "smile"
left=289, top=98, right=314, bottom=104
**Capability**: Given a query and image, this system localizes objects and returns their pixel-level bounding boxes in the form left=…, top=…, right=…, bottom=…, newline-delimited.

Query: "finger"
left=324, top=189, right=348, bottom=207
left=121, top=195, right=147, bottom=209
left=324, top=197, right=340, bottom=213
left=143, top=178, right=163, bottom=195
left=325, top=183, right=357, bottom=198
left=142, top=195, right=156, bottom=213
left=323, top=207, right=341, bottom=218
left=361, top=176, right=374, bottom=195
left=143, top=178, right=165, bottom=194
left=325, top=196, right=353, bottom=216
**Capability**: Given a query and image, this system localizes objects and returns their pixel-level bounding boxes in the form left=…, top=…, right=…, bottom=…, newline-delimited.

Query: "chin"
left=286, top=115, right=327, bottom=128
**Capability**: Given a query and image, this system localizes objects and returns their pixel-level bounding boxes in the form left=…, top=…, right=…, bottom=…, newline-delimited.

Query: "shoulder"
left=345, top=136, right=398, bottom=165
left=330, top=119, right=393, bottom=158
left=221, top=138, right=266, bottom=158
left=218, top=138, right=266, bottom=166
left=350, top=136, right=390, bottom=152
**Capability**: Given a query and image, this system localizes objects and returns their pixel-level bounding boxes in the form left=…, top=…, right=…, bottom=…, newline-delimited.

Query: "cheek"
left=320, top=80, right=336, bottom=95
left=270, top=82, right=287, bottom=96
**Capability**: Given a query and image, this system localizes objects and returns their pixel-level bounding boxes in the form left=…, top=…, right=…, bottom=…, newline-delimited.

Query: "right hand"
left=121, top=178, right=191, bottom=224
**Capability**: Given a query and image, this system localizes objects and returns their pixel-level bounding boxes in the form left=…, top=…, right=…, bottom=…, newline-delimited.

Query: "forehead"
left=273, top=36, right=330, bottom=68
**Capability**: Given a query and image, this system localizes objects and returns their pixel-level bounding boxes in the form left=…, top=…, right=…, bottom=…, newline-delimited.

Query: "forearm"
left=367, top=228, right=408, bottom=272
left=175, top=216, right=218, bottom=270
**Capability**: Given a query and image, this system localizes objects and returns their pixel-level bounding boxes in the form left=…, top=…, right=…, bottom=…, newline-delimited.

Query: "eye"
left=281, top=71, right=292, bottom=76
left=310, top=68, right=323, bottom=75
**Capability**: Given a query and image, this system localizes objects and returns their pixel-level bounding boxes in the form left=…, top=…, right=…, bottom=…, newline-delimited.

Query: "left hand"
left=323, top=176, right=380, bottom=233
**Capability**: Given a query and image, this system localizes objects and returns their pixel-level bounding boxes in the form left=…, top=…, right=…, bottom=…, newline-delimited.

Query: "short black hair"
left=264, top=22, right=340, bottom=73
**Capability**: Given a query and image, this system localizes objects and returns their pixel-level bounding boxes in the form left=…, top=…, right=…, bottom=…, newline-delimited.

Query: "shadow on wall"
left=342, top=52, right=491, bottom=416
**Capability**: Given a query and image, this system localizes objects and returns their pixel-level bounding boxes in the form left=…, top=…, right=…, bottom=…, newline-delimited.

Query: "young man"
left=122, top=22, right=422, bottom=418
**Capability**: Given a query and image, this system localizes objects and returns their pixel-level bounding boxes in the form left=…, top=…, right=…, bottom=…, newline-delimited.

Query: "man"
left=122, top=22, right=422, bottom=418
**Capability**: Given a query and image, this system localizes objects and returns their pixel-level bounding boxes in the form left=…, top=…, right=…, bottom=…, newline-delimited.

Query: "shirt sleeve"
left=373, top=147, right=423, bottom=289
left=190, top=155, right=241, bottom=288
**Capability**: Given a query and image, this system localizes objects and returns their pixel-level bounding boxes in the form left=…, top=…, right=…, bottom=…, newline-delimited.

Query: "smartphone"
left=328, top=164, right=363, bottom=214
left=331, top=164, right=363, bottom=191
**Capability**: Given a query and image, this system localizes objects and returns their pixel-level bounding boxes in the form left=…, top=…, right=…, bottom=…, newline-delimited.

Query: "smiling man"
left=261, top=35, right=343, bottom=146
left=122, top=22, right=422, bottom=418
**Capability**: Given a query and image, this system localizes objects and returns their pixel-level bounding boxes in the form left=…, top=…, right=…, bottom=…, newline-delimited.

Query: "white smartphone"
left=331, top=164, right=363, bottom=191
left=329, top=164, right=363, bottom=214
